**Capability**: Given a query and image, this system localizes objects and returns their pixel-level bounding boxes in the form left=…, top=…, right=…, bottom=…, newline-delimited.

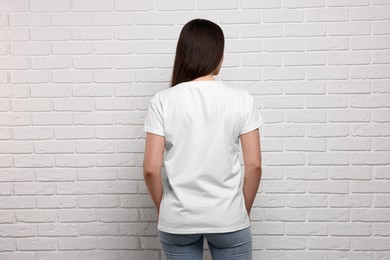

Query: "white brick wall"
left=1, top=0, right=390, bottom=259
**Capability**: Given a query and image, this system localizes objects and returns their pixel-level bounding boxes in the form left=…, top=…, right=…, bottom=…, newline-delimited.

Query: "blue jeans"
left=158, top=226, right=252, bottom=260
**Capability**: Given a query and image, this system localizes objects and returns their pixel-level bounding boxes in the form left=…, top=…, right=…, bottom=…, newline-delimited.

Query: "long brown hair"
left=171, top=19, right=225, bottom=87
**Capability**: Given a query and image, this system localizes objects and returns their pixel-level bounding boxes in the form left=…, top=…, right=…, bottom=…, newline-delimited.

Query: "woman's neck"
left=192, top=74, right=215, bottom=82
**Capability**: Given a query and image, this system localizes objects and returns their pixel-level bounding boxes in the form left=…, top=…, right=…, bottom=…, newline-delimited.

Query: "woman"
left=143, top=19, right=264, bottom=260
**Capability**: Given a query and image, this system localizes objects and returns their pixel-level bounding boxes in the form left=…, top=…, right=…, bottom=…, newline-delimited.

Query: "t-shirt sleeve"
left=239, top=90, right=264, bottom=135
left=143, top=93, right=165, bottom=137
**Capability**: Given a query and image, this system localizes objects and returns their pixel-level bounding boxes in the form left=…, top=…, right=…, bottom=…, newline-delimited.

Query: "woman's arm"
left=143, top=132, right=165, bottom=221
left=240, top=128, right=262, bottom=218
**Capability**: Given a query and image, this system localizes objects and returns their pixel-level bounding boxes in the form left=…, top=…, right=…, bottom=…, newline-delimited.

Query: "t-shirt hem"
left=239, top=119, right=264, bottom=135
left=144, top=126, right=164, bottom=137
left=157, top=221, right=251, bottom=234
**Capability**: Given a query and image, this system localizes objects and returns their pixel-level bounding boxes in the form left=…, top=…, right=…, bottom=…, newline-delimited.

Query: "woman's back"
left=143, top=80, right=264, bottom=234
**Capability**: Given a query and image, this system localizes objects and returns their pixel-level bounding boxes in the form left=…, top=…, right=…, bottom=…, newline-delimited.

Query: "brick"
left=52, top=13, right=91, bottom=26
left=157, top=0, right=195, bottom=10
left=287, top=252, right=328, bottom=260
left=198, top=0, right=238, bottom=10
left=307, top=37, right=349, bottom=51
left=9, top=13, right=50, bottom=27
left=285, top=167, right=328, bottom=180
left=351, top=209, right=390, bottom=222
left=265, top=237, right=306, bottom=250
left=308, top=237, right=350, bottom=250
left=177, top=12, right=218, bottom=25
left=72, top=56, right=112, bottom=69
left=71, top=27, right=112, bottom=40
left=328, top=109, right=370, bottom=122
left=328, top=51, right=370, bottom=65
left=329, top=195, right=371, bottom=208
left=265, top=180, right=306, bottom=193
left=308, top=209, right=349, bottom=222
left=353, top=238, right=390, bottom=250
left=263, top=96, right=303, bottom=109
left=351, top=123, right=390, bottom=137
left=241, top=0, right=281, bottom=9
left=57, top=181, right=96, bottom=195
left=263, top=39, right=305, bottom=52
left=241, top=24, right=283, bottom=38
left=350, top=95, right=390, bottom=108
left=16, top=238, right=56, bottom=250
left=53, top=42, right=93, bottom=55
left=284, top=138, right=326, bottom=152
left=284, top=0, right=324, bottom=8
left=328, top=80, right=371, bottom=94
left=372, top=109, right=390, bottom=123
left=58, top=209, right=97, bottom=222
left=351, top=6, right=390, bottom=20
left=251, top=222, right=284, bottom=235
left=263, top=153, right=305, bottom=166
left=373, top=223, right=390, bottom=236
left=242, top=53, right=282, bottom=67
left=329, top=167, right=371, bottom=180
left=329, top=21, right=371, bottom=36
left=0, top=0, right=29, bottom=12
left=79, top=195, right=118, bottom=208
left=286, top=110, right=327, bottom=123
left=30, top=28, right=70, bottom=41
left=35, top=53, right=64, bottom=71
left=54, top=99, right=94, bottom=112
left=119, top=251, right=160, bottom=260
left=220, top=10, right=260, bottom=24
left=306, top=8, right=349, bottom=22
left=306, top=95, right=347, bottom=108
left=263, top=9, right=303, bottom=22
left=10, top=71, right=50, bottom=84
left=351, top=181, right=390, bottom=193
left=373, top=195, right=390, bottom=207
left=286, top=223, right=328, bottom=236
left=328, top=138, right=370, bottom=151
left=285, top=23, right=327, bottom=37
left=114, top=0, right=154, bottom=11
left=351, top=65, right=390, bottom=79
left=72, top=0, right=112, bottom=11
left=0, top=196, right=35, bottom=209
left=307, top=66, right=349, bottom=80
left=114, top=27, right=155, bottom=40
left=284, top=81, right=326, bottom=94
left=351, top=36, right=390, bottom=50
left=15, top=182, right=55, bottom=195
left=263, top=67, right=305, bottom=80
left=37, top=195, right=77, bottom=209
left=307, top=153, right=349, bottom=166
left=285, top=52, right=326, bottom=66
left=351, top=152, right=390, bottom=165
left=308, top=180, right=349, bottom=193
left=329, top=251, right=372, bottom=260
left=135, top=12, right=175, bottom=25
left=16, top=210, right=56, bottom=223
left=58, top=237, right=97, bottom=250
left=225, top=39, right=262, bottom=53
left=373, top=167, right=390, bottom=179
left=76, top=141, right=116, bottom=153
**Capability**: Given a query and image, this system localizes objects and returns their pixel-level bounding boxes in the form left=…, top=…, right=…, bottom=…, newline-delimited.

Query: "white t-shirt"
left=143, top=80, right=264, bottom=234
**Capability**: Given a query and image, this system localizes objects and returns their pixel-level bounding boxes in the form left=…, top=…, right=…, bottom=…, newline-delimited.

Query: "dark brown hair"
left=171, top=19, right=225, bottom=87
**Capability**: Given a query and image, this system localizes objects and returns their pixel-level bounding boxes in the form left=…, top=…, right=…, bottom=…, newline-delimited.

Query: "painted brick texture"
left=0, top=0, right=390, bottom=259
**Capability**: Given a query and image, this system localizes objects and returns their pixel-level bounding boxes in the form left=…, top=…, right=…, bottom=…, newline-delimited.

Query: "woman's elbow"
left=143, top=163, right=160, bottom=177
